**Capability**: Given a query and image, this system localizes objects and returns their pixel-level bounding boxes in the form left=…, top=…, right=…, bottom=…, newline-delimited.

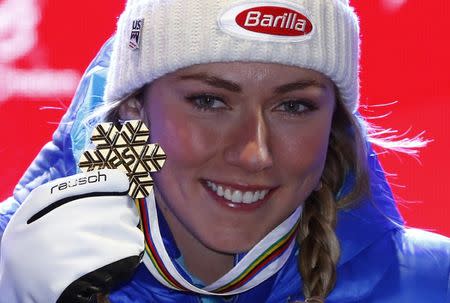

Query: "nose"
left=224, top=111, right=274, bottom=173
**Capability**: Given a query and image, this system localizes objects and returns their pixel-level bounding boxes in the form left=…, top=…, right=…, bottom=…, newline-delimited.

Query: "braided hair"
left=297, top=93, right=370, bottom=302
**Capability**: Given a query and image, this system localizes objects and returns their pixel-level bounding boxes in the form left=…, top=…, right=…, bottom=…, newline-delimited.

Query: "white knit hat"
left=105, top=0, right=360, bottom=113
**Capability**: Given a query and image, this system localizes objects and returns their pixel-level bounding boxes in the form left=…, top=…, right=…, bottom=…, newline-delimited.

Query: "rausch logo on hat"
left=218, top=1, right=314, bottom=42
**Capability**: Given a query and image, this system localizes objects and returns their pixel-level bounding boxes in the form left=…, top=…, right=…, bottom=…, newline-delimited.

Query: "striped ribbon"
left=136, top=191, right=302, bottom=296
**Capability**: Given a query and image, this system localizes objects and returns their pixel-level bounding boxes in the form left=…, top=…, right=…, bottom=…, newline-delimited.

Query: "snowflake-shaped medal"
left=78, top=120, right=166, bottom=199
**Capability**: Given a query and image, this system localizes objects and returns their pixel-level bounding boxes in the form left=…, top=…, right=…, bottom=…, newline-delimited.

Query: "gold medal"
left=79, top=120, right=166, bottom=198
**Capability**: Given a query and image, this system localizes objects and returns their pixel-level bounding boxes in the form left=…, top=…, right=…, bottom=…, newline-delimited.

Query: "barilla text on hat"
left=219, top=2, right=314, bottom=42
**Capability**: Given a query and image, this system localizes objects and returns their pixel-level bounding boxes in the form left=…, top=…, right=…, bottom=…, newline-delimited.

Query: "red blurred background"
left=1, top=0, right=449, bottom=236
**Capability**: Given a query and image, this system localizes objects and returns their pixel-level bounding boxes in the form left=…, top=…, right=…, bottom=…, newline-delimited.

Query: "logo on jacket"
left=218, top=1, right=314, bottom=42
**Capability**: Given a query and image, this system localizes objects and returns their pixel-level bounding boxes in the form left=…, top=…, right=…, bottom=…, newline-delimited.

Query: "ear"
left=118, top=97, right=144, bottom=121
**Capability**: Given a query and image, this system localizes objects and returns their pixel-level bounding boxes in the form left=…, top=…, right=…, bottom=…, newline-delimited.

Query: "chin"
left=200, top=232, right=262, bottom=254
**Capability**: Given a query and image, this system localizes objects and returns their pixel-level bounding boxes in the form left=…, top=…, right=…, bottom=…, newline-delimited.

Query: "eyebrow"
left=274, top=79, right=327, bottom=95
left=177, top=73, right=242, bottom=93
left=177, top=73, right=327, bottom=94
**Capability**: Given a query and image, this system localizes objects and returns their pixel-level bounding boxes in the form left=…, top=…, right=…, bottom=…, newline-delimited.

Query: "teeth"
left=253, top=191, right=260, bottom=201
left=205, top=181, right=271, bottom=204
left=224, top=188, right=232, bottom=200
left=259, top=190, right=268, bottom=199
left=243, top=191, right=253, bottom=204
left=231, top=191, right=242, bottom=203
left=217, top=186, right=224, bottom=197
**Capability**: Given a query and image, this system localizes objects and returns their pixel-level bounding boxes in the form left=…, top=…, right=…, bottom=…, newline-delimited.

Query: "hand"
left=0, top=169, right=144, bottom=303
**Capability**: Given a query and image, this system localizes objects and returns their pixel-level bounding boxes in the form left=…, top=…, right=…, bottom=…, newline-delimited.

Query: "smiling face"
left=134, top=62, right=336, bottom=254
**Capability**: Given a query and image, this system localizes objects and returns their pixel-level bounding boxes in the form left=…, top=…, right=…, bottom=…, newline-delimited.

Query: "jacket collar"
left=337, top=150, right=403, bottom=266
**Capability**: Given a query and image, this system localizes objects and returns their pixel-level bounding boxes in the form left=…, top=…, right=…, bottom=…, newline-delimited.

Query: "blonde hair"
left=296, top=95, right=428, bottom=302
left=297, top=94, right=369, bottom=302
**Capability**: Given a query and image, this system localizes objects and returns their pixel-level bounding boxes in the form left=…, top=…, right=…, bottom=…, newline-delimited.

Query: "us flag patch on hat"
left=129, top=18, right=144, bottom=50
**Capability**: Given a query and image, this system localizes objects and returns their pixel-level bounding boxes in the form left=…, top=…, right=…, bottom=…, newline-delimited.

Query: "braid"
left=296, top=93, right=369, bottom=302
left=297, top=182, right=339, bottom=300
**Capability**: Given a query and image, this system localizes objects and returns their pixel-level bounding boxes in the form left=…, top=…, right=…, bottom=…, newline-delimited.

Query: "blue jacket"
left=1, top=38, right=449, bottom=303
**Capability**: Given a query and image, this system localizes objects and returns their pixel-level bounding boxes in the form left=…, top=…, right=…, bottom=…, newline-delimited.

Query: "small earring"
left=314, top=181, right=323, bottom=192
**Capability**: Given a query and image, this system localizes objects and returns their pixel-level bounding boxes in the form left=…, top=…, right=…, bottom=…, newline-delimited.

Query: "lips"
left=204, top=180, right=274, bottom=205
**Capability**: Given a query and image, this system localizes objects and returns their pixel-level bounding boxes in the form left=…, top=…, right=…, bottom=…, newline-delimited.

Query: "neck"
left=154, top=189, right=234, bottom=285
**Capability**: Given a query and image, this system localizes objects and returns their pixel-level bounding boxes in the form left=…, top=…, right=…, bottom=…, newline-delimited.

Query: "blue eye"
left=275, top=100, right=316, bottom=115
left=186, top=94, right=227, bottom=111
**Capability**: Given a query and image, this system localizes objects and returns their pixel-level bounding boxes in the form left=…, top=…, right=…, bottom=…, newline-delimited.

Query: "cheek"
left=273, top=120, right=332, bottom=183
left=146, top=103, right=220, bottom=171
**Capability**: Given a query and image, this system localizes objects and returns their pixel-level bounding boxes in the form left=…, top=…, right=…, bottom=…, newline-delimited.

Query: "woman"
left=0, top=0, right=449, bottom=302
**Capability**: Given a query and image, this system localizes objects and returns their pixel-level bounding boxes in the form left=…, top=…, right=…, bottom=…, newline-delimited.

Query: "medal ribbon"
left=136, top=191, right=302, bottom=296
